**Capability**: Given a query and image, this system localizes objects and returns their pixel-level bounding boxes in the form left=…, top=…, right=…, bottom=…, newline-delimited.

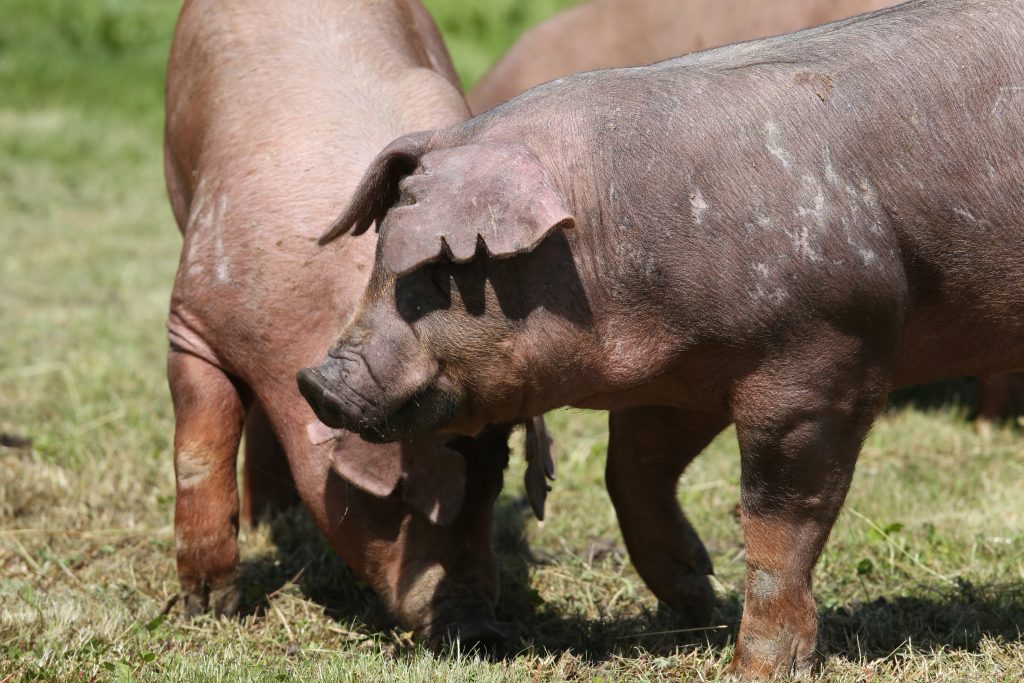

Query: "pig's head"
left=298, top=132, right=595, bottom=443
left=311, top=422, right=510, bottom=645
left=305, top=413, right=552, bottom=646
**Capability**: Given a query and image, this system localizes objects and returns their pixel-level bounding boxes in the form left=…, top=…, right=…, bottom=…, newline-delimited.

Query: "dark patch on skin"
left=488, top=230, right=594, bottom=326
left=977, top=373, right=1024, bottom=421
left=395, top=265, right=453, bottom=323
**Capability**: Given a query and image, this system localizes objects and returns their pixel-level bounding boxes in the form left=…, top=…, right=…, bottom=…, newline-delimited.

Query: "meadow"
left=2, top=1, right=1023, bottom=680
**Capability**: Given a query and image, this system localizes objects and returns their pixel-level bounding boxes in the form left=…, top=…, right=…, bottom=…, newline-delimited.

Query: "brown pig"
left=469, top=0, right=896, bottom=113
left=300, top=0, right=1024, bottom=676
left=163, top=0, right=541, bottom=643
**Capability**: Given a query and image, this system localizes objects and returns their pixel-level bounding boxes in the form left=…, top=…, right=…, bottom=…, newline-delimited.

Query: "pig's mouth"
left=297, top=364, right=457, bottom=443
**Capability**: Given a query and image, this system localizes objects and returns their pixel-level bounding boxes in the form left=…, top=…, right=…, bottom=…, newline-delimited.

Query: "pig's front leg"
left=607, top=406, right=728, bottom=628
left=168, top=350, right=247, bottom=617
left=726, top=340, right=891, bottom=679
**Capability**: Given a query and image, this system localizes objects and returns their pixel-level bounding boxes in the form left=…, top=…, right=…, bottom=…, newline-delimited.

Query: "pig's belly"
left=892, top=300, right=1024, bottom=387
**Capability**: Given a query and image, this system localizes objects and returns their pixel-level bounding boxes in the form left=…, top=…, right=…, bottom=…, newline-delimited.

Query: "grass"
left=2, top=1, right=1023, bottom=680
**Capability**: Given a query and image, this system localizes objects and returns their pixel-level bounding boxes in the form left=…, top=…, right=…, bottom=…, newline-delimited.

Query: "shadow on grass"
left=482, top=495, right=741, bottom=659
left=495, top=548, right=1024, bottom=665
left=231, top=494, right=738, bottom=659
left=233, top=408, right=1023, bottom=665
left=236, top=504, right=394, bottom=632
left=819, top=580, right=1024, bottom=661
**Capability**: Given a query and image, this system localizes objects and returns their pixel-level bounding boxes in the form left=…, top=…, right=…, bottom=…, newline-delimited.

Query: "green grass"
left=2, top=1, right=1024, bottom=680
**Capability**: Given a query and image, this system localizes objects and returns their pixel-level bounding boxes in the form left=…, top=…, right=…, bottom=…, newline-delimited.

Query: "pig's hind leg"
left=168, top=349, right=248, bottom=617
left=607, top=406, right=729, bottom=628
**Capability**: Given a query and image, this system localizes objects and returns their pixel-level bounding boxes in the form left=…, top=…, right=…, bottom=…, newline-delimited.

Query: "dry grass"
left=2, top=1, right=1024, bottom=680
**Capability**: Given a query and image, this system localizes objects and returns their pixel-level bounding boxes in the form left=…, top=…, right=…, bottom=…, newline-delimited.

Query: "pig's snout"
left=300, top=317, right=461, bottom=442
left=297, top=356, right=382, bottom=438
left=297, top=364, right=342, bottom=424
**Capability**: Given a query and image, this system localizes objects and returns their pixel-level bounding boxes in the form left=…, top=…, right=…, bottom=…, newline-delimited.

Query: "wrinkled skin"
left=164, top=0, right=516, bottom=643
left=302, top=0, right=1024, bottom=676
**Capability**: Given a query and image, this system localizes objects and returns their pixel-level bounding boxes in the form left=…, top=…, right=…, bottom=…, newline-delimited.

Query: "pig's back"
left=490, top=0, right=1024, bottom=382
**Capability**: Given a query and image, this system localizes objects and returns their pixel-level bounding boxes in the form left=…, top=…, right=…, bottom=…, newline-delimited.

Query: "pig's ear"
left=329, top=432, right=466, bottom=526
left=401, top=439, right=466, bottom=526
left=523, top=416, right=555, bottom=521
left=380, top=141, right=575, bottom=275
left=330, top=431, right=404, bottom=498
left=319, top=132, right=432, bottom=245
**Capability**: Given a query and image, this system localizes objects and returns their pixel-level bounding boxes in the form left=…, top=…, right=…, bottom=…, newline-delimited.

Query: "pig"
left=468, top=0, right=896, bottom=113
left=163, top=0, right=552, bottom=644
left=299, top=0, right=1024, bottom=676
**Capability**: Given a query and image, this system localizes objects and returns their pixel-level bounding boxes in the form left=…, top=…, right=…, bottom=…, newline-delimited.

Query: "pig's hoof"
left=724, top=632, right=816, bottom=681
left=651, top=570, right=715, bottom=629
left=630, top=529, right=716, bottom=627
left=210, top=582, right=242, bottom=616
left=182, top=581, right=241, bottom=619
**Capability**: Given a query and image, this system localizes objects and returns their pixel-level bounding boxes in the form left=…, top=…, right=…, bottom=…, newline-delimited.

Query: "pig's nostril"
left=296, top=366, right=365, bottom=432
left=297, top=367, right=336, bottom=419
left=296, top=367, right=325, bottom=399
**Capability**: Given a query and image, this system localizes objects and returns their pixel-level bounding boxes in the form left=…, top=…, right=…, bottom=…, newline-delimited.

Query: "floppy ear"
left=319, top=132, right=432, bottom=245
left=401, top=439, right=467, bottom=526
left=329, top=430, right=405, bottom=499
left=523, top=416, right=556, bottom=521
left=379, top=141, right=575, bottom=275
left=324, top=427, right=466, bottom=526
